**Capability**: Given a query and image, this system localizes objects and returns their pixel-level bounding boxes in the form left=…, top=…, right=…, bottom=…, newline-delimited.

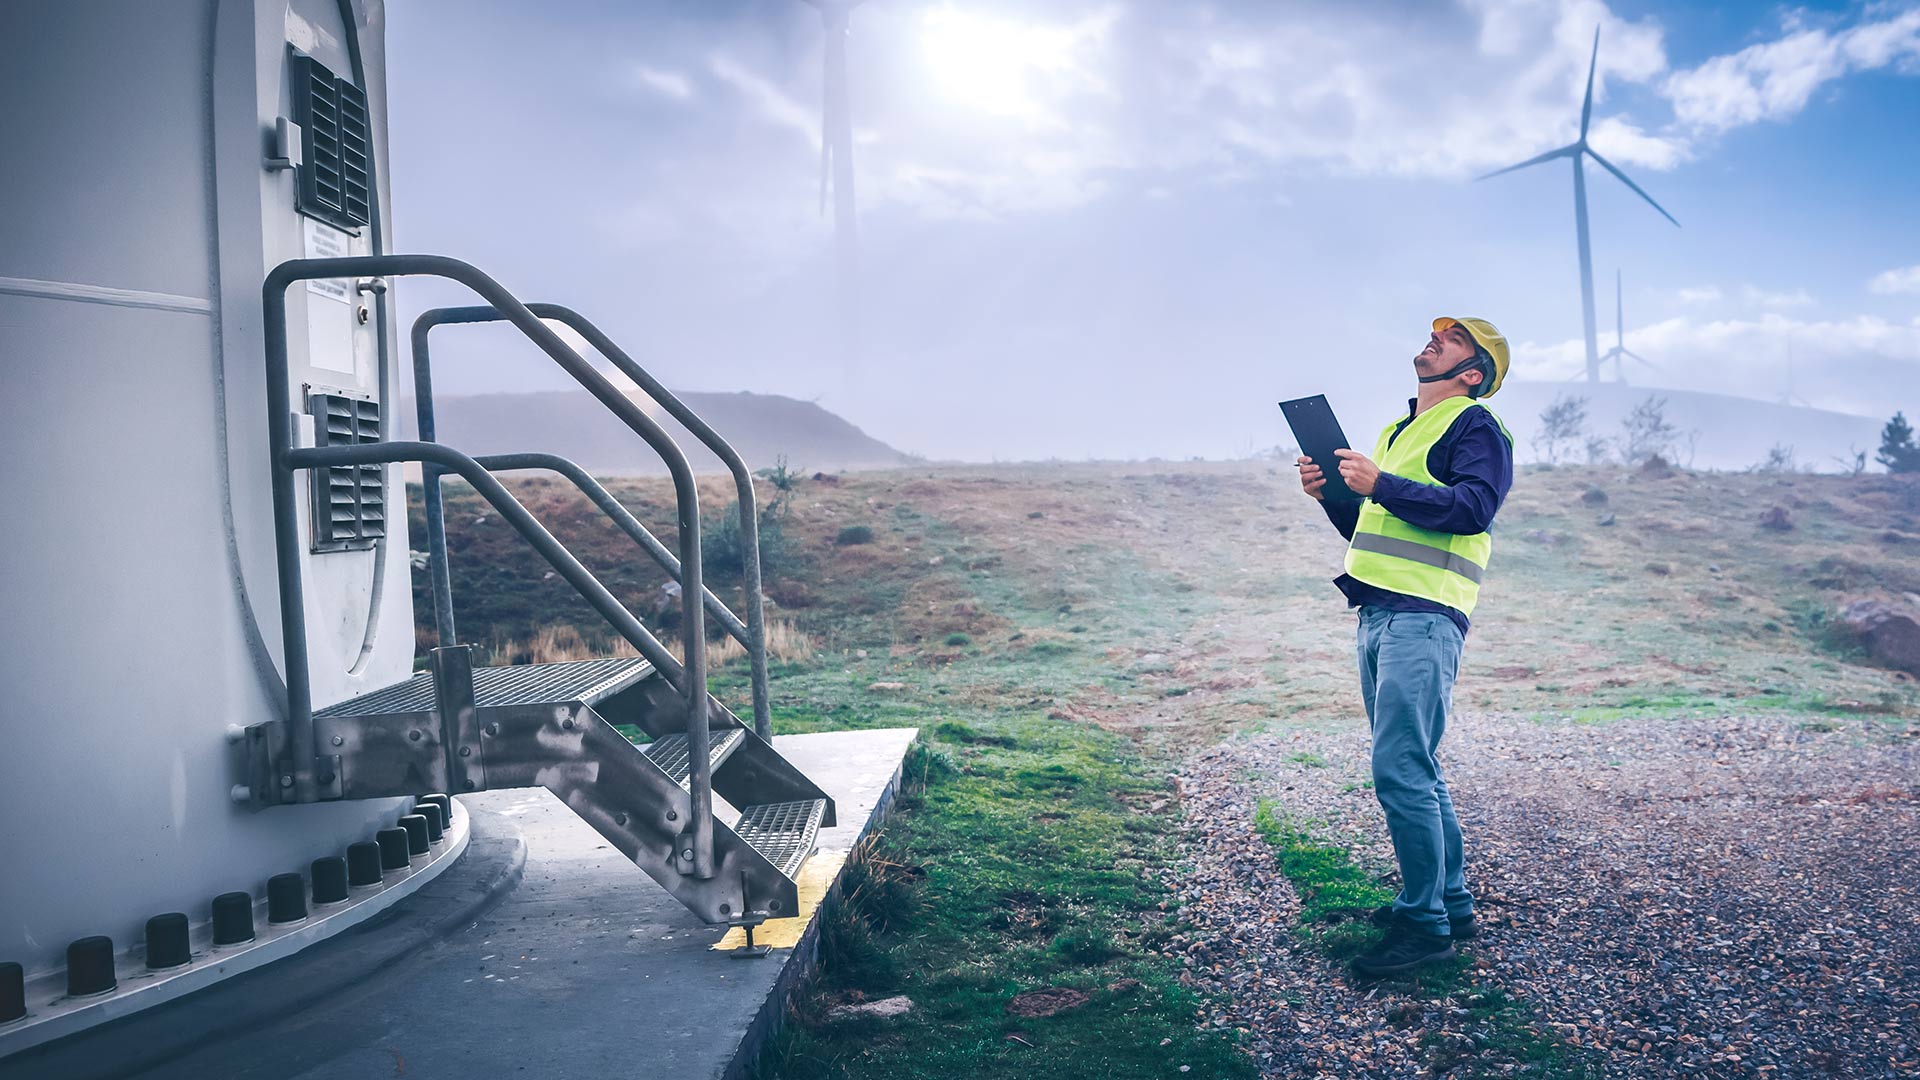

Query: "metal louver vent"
left=290, top=52, right=372, bottom=231
left=309, top=391, right=384, bottom=552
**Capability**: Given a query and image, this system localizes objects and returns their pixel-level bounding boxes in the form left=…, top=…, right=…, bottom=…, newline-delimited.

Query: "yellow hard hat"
left=1432, top=316, right=1509, bottom=398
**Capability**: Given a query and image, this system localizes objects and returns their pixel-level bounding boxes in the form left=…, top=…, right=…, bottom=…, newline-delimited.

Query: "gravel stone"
left=1171, top=712, right=1920, bottom=1077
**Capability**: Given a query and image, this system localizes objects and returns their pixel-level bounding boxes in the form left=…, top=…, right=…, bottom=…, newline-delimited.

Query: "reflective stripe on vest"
left=1342, top=396, right=1509, bottom=618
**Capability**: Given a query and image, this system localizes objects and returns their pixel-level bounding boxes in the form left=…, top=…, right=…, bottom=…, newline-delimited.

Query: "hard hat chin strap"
left=1419, top=353, right=1493, bottom=398
left=1418, top=355, right=1483, bottom=384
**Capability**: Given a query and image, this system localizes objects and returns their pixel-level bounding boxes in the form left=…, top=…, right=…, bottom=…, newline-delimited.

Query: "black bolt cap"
left=66, top=936, right=116, bottom=996
left=398, top=814, right=430, bottom=857
left=267, top=872, right=308, bottom=924
left=0, top=961, right=23, bottom=1023
left=417, top=793, right=451, bottom=826
left=346, top=841, right=384, bottom=887
left=311, top=855, right=349, bottom=903
left=375, top=827, right=411, bottom=871
left=210, top=891, right=255, bottom=946
left=414, top=802, right=445, bottom=842
left=145, top=913, right=191, bottom=970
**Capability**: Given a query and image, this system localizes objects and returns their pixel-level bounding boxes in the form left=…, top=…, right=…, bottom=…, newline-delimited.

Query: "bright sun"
left=920, top=6, right=1104, bottom=124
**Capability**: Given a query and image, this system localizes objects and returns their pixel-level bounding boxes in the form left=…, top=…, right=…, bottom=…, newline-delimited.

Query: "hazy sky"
left=386, top=0, right=1920, bottom=461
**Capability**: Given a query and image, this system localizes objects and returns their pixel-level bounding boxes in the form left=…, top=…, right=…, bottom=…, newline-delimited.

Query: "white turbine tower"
left=1481, top=27, right=1679, bottom=385
left=801, top=0, right=865, bottom=379
left=1598, top=269, right=1655, bottom=384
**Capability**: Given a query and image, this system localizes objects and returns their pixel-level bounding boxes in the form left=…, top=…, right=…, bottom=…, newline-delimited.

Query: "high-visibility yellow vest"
left=1343, top=396, right=1512, bottom=618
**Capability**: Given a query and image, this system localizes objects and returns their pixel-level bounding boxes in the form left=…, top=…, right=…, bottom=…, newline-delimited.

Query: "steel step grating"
left=317, top=657, right=655, bottom=718
left=642, top=729, right=745, bottom=788
left=734, top=799, right=827, bottom=878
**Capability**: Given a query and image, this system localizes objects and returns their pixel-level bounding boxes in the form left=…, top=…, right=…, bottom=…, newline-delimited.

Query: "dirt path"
left=1172, top=712, right=1920, bottom=1078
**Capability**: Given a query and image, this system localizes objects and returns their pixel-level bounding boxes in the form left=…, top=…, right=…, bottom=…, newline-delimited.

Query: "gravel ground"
left=1171, top=712, right=1920, bottom=1078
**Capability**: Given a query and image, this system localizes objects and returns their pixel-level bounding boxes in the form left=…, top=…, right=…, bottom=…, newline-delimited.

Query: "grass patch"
left=1253, top=803, right=1390, bottom=928
left=753, top=714, right=1254, bottom=1080
left=1252, top=803, right=1601, bottom=1077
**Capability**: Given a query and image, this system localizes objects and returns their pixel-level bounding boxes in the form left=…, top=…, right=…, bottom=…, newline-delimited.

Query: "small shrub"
left=933, top=720, right=1014, bottom=748
left=904, top=742, right=958, bottom=788
left=1533, top=393, right=1588, bottom=465
left=755, top=454, right=800, bottom=495
left=701, top=505, right=795, bottom=582
left=943, top=632, right=972, bottom=647
left=1048, top=924, right=1122, bottom=965
left=836, top=525, right=875, bottom=546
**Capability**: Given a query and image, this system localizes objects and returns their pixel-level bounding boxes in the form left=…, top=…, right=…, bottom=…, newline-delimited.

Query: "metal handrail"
left=264, top=254, right=714, bottom=879
left=471, top=452, right=752, bottom=646
left=293, top=442, right=687, bottom=677
left=413, top=304, right=774, bottom=741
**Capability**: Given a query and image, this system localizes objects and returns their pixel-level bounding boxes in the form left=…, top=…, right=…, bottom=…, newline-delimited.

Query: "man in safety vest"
left=1296, top=316, right=1514, bottom=978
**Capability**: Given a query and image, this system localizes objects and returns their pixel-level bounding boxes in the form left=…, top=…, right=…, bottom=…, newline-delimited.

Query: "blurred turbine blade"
left=1580, top=26, right=1600, bottom=140
left=1585, top=148, right=1680, bottom=227
left=819, top=131, right=830, bottom=216
left=1624, top=349, right=1656, bottom=368
left=1615, top=268, right=1624, bottom=341
left=818, top=45, right=832, bottom=216
left=1476, top=144, right=1576, bottom=181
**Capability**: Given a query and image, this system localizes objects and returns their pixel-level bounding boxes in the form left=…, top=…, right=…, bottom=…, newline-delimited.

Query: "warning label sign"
left=302, top=219, right=352, bottom=303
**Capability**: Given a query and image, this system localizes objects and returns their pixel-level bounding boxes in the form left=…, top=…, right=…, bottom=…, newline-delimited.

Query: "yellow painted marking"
left=711, top=849, right=849, bottom=951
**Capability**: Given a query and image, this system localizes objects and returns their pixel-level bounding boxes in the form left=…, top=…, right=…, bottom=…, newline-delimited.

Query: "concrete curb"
left=0, top=809, right=527, bottom=1080
left=723, top=740, right=912, bottom=1080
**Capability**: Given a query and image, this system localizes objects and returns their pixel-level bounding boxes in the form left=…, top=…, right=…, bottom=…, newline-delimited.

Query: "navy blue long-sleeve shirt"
left=1321, top=398, right=1514, bottom=636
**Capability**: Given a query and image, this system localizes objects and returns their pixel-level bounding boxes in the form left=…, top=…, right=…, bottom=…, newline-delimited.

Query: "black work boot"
left=1370, top=904, right=1477, bottom=940
left=1352, top=922, right=1455, bottom=978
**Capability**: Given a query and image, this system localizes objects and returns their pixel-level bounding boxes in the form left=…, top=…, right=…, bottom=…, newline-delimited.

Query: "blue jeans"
left=1356, top=606, right=1474, bottom=935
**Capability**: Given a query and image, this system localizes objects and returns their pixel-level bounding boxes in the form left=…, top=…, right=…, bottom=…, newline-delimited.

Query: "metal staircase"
left=237, top=254, right=834, bottom=931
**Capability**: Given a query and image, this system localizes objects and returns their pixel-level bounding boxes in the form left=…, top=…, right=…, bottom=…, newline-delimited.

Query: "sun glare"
left=920, top=5, right=1107, bottom=124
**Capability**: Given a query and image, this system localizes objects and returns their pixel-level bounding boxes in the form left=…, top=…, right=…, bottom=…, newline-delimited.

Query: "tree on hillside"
left=1617, top=395, right=1680, bottom=467
left=1878, top=412, right=1920, bottom=474
left=1751, top=444, right=1800, bottom=474
left=1533, top=394, right=1587, bottom=464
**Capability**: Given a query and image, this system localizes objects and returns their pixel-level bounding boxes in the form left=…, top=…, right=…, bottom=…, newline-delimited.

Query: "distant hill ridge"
left=425, top=389, right=914, bottom=475
left=1493, top=381, right=1884, bottom=472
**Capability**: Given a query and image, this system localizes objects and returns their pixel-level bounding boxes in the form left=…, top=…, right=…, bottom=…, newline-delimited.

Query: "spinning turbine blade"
left=1476, top=144, right=1576, bottom=181
left=818, top=81, right=831, bottom=215
left=1623, top=349, right=1656, bottom=368
left=1580, top=27, right=1600, bottom=140
left=1585, top=148, right=1680, bottom=227
left=1615, top=268, right=1625, bottom=345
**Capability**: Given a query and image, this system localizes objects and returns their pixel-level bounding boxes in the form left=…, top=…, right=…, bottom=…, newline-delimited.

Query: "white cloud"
left=633, top=65, right=695, bottom=102
left=1742, top=285, right=1816, bottom=309
left=1664, top=8, right=1920, bottom=131
left=1870, top=265, right=1920, bottom=295
left=1677, top=285, right=1722, bottom=304
left=606, top=2, right=1920, bottom=228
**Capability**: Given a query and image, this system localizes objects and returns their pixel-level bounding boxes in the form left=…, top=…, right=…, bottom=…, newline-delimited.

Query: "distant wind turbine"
left=1597, top=269, right=1655, bottom=384
left=1481, top=26, right=1679, bottom=385
left=800, top=0, right=865, bottom=378
left=1780, top=334, right=1811, bottom=407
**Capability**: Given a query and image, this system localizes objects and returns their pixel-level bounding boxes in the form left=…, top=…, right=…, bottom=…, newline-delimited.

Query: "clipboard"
left=1279, top=394, right=1362, bottom=502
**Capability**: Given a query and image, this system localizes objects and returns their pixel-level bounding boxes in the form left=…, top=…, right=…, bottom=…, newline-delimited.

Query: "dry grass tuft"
left=485, top=624, right=639, bottom=666
left=668, top=618, right=817, bottom=667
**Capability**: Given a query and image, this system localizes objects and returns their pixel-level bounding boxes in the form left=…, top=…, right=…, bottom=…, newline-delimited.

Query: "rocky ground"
left=1172, top=712, right=1920, bottom=1078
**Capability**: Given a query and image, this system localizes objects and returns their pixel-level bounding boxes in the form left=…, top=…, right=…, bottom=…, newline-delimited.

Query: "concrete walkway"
left=6, top=728, right=915, bottom=1080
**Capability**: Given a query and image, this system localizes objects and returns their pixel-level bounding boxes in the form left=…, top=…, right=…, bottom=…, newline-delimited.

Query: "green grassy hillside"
left=411, top=462, right=1920, bottom=730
